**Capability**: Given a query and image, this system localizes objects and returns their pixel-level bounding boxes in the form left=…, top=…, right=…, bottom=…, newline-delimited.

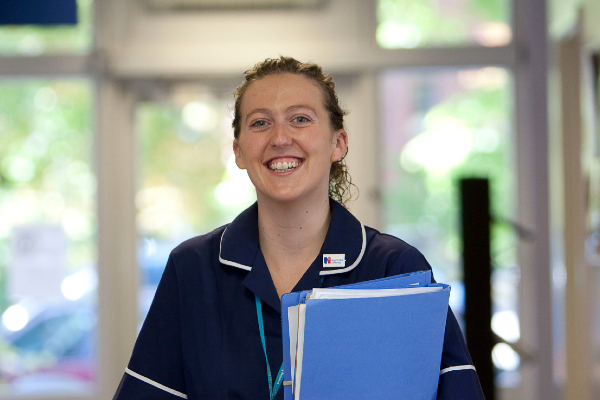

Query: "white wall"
left=108, top=0, right=376, bottom=76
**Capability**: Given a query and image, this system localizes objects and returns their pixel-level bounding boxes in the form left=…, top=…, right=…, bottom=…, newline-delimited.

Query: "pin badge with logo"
left=323, top=254, right=345, bottom=268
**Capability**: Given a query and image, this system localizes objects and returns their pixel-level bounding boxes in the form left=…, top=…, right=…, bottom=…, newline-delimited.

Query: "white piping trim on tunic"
left=125, top=368, right=188, bottom=399
left=439, top=365, right=476, bottom=375
left=219, top=222, right=367, bottom=276
left=218, top=228, right=252, bottom=271
left=320, top=223, right=366, bottom=276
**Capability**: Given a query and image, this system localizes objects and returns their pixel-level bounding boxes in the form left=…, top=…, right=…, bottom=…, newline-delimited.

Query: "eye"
left=250, top=120, right=268, bottom=128
left=292, top=116, right=311, bottom=123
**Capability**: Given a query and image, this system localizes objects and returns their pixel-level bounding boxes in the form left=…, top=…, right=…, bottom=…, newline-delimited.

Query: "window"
left=0, top=79, right=96, bottom=396
left=379, top=67, right=520, bottom=385
left=376, top=0, right=511, bottom=49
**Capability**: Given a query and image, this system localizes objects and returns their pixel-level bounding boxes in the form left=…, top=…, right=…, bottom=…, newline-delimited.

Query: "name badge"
left=323, top=254, right=345, bottom=268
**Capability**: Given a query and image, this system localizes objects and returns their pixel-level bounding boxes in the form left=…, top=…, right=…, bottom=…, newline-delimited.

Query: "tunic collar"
left=218, top=199, right=366, bottom=312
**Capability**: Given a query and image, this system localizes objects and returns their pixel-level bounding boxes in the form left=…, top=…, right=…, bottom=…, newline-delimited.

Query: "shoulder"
left=168, top=224, right=228, bottom=268
left=364, top=225, right=420, bottom=260
left=365, top=226, right=412, bottom=252
left=363, top=225, right=432, bottom=275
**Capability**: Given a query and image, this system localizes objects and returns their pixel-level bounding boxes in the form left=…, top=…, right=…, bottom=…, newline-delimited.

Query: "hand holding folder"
left=281, top=271, right=450, bottom=400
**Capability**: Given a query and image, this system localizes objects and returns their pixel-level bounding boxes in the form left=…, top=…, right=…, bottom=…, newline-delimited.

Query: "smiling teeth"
left=269, top=161, right=299, bottom=172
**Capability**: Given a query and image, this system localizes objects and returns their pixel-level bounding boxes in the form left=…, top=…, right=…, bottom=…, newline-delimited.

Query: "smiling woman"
left=233, top=73, right=348, bottom=212
left=232, top=57, right=353, bottom=207
left=113, top=56, right=485, bottom=400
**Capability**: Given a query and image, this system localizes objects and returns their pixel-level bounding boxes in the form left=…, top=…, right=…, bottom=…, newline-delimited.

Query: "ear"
left=330, top=129, right=348, bottom=163
left=233, top=139, right=246, bottom=169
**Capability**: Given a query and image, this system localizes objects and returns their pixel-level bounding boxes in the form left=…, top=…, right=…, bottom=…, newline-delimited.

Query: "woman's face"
left=233, top=73, right=347, bottom=205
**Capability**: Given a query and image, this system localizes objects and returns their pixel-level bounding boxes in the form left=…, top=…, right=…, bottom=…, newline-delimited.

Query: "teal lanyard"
left=255, top=295, right=284, bottom=400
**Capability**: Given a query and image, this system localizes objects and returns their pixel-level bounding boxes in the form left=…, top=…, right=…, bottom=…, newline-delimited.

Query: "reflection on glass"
left=492, top=342, right=520, bottom=371
left=136, top=88, right=256, bottom=322
left=380, top=67, right=513, bottom=279
left=0, top=80, right=96, bottom=395
left=379, top=67, right=518, bottom=386
left=376, top=0, right=511, bottom=48
left=0, top=0, right=93, bottom=56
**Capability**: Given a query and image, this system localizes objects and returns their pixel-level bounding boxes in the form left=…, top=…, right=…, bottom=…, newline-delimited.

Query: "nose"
left=270, top=123, right=293, bottom=147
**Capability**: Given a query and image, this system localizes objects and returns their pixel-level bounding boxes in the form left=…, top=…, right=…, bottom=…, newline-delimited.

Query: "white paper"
left=294, top=303, right=307, bottom=400
left=310, top=286, right=442, bottom=300
left=288, top=304, right=299, bottom=390
left=10, top=224, right=66, bottom=299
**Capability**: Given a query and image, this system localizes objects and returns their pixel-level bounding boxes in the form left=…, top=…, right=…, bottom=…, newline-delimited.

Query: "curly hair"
left=232, top=56, right=357, bottom=207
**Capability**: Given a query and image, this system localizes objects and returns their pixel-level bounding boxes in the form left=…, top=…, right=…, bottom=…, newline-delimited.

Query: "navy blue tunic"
left=114, top=200, right=485, bottom=399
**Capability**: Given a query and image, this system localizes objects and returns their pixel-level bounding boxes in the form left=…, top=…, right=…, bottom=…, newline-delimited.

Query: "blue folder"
left=281, top=270, right=449, bottom=400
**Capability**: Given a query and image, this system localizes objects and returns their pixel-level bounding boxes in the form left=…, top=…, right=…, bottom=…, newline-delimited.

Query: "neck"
left=256, top=194, right=332, bottom=296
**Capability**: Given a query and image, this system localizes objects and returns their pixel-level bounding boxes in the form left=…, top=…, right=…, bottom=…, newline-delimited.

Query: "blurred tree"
left=381, top=68, right=514, bottom=282
left=136, top=99, right=255, bottom=241
left=0, top=79, right=94, bottom=310
left=377, top=0, right=510, bottom=48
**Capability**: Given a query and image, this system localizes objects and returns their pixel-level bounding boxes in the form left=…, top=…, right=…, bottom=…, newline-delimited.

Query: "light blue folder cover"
left=281, top=271, right=433, bottom=400
left=281, top=270, right=449, bottom=400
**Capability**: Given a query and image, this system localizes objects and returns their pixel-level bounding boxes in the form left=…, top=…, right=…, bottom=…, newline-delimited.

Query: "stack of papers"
left=281, top=271, right=450, bottom=400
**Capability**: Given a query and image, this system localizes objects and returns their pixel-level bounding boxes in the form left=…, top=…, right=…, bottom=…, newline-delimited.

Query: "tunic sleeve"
left=113, top=255, right=188, bottom=400
left=388, top=247, right=485, bottom=400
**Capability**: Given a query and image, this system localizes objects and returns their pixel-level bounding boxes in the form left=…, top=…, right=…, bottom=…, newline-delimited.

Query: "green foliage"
left=377, top=0, right=509, bottom=48
left=0, top=79, right=94, bottom=307
left=468, top=0, right=507, bottom=21
left=136, top=99, right=253, bottom=239
left=382, top=70, right=515, bottom=281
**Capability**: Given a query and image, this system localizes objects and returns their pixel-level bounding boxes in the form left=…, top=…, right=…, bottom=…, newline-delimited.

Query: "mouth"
left=265, top=157, right=303, bottom=173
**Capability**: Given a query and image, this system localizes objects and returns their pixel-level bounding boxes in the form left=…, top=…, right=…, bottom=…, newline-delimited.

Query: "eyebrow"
left=245, top=108, right=272, bottom=123
left=286, top=104, right=318, bottom=114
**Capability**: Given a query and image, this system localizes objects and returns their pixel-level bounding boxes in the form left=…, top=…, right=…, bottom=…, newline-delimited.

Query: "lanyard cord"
left=255, top=295, right=284, bottom=400
left=255, top=277, right=324, bottom=399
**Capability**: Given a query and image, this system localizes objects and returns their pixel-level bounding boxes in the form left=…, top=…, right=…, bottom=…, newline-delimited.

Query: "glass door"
left=379, top=66, right=520, bottom=389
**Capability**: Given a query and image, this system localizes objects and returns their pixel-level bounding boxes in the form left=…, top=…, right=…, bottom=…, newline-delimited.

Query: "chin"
left=253, top=177, right=330, bottom=205
left=264, top=192, right=303, bottom=204
left=261, top=187, right=328, bottom=206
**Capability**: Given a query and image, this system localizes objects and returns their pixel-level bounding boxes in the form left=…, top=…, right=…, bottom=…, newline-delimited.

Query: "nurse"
left=113, top=56, right=484, bottom=399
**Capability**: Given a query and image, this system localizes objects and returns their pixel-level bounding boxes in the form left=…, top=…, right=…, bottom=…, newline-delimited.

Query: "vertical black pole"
left=460, top=178, right=494, bottom=400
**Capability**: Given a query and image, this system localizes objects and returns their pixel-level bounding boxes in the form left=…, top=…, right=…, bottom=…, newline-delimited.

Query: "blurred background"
left=0, top=0, right=598, bottom=399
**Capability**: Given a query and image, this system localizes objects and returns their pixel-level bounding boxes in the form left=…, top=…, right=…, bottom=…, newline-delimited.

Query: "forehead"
left=240, top=73, right=326, bottom=115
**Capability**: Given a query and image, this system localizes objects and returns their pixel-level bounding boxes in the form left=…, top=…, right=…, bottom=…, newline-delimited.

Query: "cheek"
left=234, top=137, right=249, bottom=169
left=236, top=137, right=263, bottom=165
